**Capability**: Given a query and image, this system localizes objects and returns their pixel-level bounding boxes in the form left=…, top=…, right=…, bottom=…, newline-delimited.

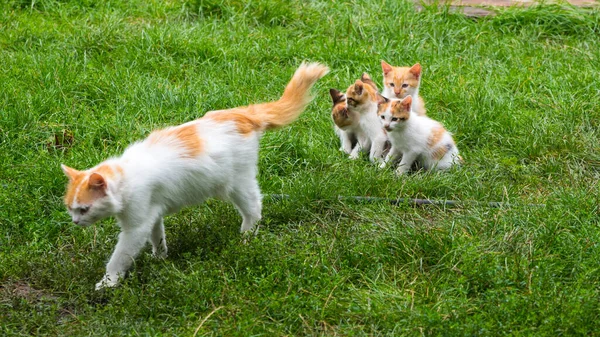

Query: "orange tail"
left=204, top=62, right=329, bottom=135
left=252, top=62, right=329, bottom=130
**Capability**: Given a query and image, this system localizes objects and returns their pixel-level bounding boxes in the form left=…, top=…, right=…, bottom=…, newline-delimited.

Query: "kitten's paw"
left=349, top=153, right=360, bottom=160
left=95, top=275, right=120, bottom=290
left=379, top=162, right=387, bottom=169
left=395, top=167, right=409, bottom=176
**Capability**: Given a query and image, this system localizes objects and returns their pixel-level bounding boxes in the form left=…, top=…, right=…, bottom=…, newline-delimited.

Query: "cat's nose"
left=73, top=219, right=80, bottom=224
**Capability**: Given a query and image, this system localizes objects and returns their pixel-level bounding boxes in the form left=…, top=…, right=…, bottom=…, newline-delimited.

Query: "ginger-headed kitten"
left=61, top=63, right=329, bottom=290
left=329, top=88, right=365, bottom=157
left=381, top=60, right=426, bottom=116
left=344, top=78, right=388, bottom=163
left=377, top=95, right=461, bottom=174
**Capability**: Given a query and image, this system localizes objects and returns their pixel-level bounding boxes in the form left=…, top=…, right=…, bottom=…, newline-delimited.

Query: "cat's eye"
left=80, top=206, right=90, bottom=215
left=380, top=115, right=385, bottom=119
left=401, top=83, right=409, bottom=88
left=389, top=83, right=395, bottom=87
left=391, top=117, right=399, bottom=122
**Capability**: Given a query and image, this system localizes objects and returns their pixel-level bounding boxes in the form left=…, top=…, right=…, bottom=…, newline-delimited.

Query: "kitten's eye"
left=389, top=83, right=395, bottom=87
left=380, top=115, right=385, bottom=119
left=80, top=206, right=90, bottom=215
left=391, top=117, right=399, bottom=122
left=401, top=83, right=409, bottom=88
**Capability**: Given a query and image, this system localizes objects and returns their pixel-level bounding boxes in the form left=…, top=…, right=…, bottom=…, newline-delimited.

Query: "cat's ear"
left=381, top=60, right=393, bottom=76
left=398, top=95, right=413, bottom=112
left=61, top=164, right=81, bottom=181
left=376, top=93, right=389, bottom=105
left=409, top=63, right=422, bottom=80
left=88, top=173, right=107, bottom=190
left=353, top=80, right=364, bottom=96
left=361, top=72, right=378, bottom=91
left=329, top=88, right=344, bottom=104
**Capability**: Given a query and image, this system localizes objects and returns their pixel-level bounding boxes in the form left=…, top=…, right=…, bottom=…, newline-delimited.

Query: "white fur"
left=348, top=99, right=387, bottom=163
left=379, top=99, right=460, bottom=175
left=334, top=119, right=370, bottom=160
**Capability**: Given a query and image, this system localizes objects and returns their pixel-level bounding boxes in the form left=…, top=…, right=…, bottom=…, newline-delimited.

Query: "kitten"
left=345, top=79, right=388, bottom=163
left=377, top=95, right=461, bottom=174
left=329, top=88, right=364, bottom=158
left=61, top=63, right=329, bottom=290
left=381, top=60, right=427, bottom=116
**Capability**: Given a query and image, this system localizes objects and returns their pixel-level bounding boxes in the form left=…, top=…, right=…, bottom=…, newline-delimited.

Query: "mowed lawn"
left=1, top=0, right=599, bottom=335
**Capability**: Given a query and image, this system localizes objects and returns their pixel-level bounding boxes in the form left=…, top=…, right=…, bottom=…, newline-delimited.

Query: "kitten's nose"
left=73, top=219, right=80, bottom=224
left=394, top=90, right=401, bottom=96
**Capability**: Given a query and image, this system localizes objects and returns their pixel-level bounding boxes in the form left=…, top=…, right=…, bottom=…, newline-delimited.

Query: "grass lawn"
left=1, top=0, right=599, bottom=335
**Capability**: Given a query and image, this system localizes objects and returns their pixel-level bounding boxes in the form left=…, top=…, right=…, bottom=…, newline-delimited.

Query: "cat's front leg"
left=370, top=136, right=387, bottom=165
left=380, top=147, right=400, bottom=169
left=395, top=151, right=418, bottom=175
left=349, top=143, right=361, bottom=159
left=96, top=224, right=154, bottom=290
left=340, top=132, right=354, bottom=155
left=150, top=217, right=167, bottom=259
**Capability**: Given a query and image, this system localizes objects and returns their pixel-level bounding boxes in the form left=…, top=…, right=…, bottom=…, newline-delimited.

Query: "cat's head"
left=329, top=88, right=355, bottom=129
left=61, top=164, right=121, bottom=226
left=377, top=94, right=412, bottom=132
left=381, top=60, right=421, bottom=99
left=345, top=79, right=377, bottom=110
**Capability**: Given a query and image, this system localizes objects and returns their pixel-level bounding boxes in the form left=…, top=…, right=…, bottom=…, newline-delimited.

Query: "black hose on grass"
left=265, top=194, right=546, bottom=208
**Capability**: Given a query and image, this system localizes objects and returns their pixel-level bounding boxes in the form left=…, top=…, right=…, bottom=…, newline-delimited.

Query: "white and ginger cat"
left=343, top=76, right=388, bottom=163
left=377, top=95, right=461, bottom=174
left=329, top=88, right=361, bottom=157
left=381, top=60, right=427, bottom=116
left=60, top=63, right=329, bottom=290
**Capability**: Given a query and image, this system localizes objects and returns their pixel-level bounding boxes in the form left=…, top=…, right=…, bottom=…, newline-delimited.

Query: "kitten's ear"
left=353, top=80, right=364, bottom=95
left=376, top=93, right=389, bottom=105
left=409, top=63, right=422, bottom=79
left=88, top=173, right=107, bottom=190
left=399, top=96, right=413, bottom=111
left=329, top=88, right=344, bottom=104
left=61, top=164, right=81, bottom=181
left=361, top=72, right=378, bottom=91
left=381, top=60, right=393, bottom=76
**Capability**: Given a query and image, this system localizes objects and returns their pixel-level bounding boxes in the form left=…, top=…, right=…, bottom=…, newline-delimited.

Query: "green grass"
left=1, top=0, right=599, bottom=335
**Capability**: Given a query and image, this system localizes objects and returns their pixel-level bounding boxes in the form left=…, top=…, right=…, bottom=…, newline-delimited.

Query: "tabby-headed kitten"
left=377, top=95, right=461, bottom=174
left=345, top=78, right=388, bottom=163
left=329, top=88, right=369, bottom=158
left=381, top=60, right=427, bottom=116
left=61, top=63, right=329, bottom=290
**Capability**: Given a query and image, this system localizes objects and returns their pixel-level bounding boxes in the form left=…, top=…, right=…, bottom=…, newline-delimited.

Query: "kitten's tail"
left=251, top=62, right=329, bottom=131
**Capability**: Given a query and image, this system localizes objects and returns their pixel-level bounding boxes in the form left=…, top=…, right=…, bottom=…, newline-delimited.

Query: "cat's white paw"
left=349, top=152, right=360, bottom=160
left=95, top=275, right=120, bottom=290
left=379, top=161, right=387, bottom=169
left=152, top=246, right=168, bottom=259
left=395, top=167, right=408, bottom=176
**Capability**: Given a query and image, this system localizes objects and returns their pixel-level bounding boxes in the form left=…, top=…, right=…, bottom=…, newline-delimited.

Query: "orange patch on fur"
left=148, top=123, right=204, bottom=156
left=346, top=80, right=378, bottom=108
left=64, top=172, right=86, bottom=206
left=205, top=108, right=263, bottom=136
left=428, top=125, right=446, bottom=148
left=431, top=145, right=449, bottom=160
left=332, top=101, right=352, bottom=128
left=361, top=73, right=378, bottom=92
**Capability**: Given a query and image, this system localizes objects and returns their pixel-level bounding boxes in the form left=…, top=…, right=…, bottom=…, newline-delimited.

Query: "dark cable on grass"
left=266, top=194, right=545, bottom=208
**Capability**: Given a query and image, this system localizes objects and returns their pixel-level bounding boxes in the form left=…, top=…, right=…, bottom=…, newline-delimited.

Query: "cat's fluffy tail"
left=252, top=62, right=329, bottom=131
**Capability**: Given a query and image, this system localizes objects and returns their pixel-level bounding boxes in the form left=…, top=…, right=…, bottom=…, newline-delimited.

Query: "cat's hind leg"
left=150, top=217, right=167, bottom=258
left=229, top=178, right=263, bottom=235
